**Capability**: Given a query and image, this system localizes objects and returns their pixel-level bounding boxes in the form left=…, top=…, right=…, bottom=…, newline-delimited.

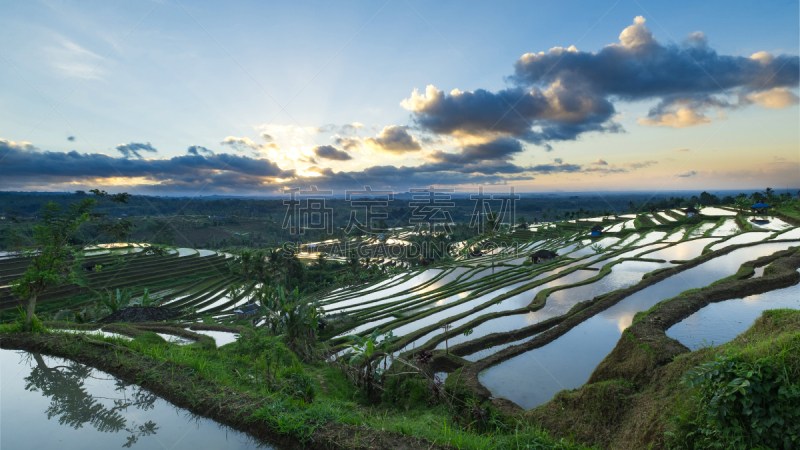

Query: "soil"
left=99, top=306, right=180, bottom=323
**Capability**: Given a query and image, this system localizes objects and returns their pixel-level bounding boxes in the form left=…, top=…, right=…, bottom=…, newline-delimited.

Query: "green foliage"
left=100, top=287, right=132, bottom=312
left=4, top=307, right=46, bottom=333
left=132, top=331, right=167, bottom=346
left=678, top=354, right=800, bottom=449
left=260, top=285, right=321, bottom=353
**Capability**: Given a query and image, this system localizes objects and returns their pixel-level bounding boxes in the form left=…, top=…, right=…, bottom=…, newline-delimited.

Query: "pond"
left=478, top=241, right=797, bottom=410
left=666, top=271, right=800, bottom=350
left=0, top=350, right=275, bottom=450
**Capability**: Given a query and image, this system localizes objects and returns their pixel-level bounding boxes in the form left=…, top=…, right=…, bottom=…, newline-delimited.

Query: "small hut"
left=469, top=249, right=484, bottom=257
left=650, top=206, right=658, bottom=214
left=234, top=303, right=261, bottom=321
left=531, top=249, right=557, bottom=264
left=683, top=206, right=698, bottom=218
left=750, top=202, right=771, bottom=223
left=590, top=224, right=603, bottom=237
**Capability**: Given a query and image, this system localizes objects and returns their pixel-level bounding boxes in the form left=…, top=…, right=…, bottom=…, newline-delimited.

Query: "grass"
left=0, top=325, right=596, bottom=449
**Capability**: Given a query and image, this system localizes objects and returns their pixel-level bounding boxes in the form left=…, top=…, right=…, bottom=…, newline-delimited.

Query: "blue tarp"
left=751, top=203, right=771, bottom=208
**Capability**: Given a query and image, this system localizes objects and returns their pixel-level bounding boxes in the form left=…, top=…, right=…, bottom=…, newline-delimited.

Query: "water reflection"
left=19, top=352, right=157, bottom=447
left=1, top=350, right=273, bottom=450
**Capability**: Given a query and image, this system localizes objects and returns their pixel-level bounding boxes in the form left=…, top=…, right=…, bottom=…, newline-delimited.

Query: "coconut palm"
left=486, top=212, right=499, bottom=236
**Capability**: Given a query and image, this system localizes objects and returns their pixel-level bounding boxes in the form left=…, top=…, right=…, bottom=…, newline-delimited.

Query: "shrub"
left=678, top=354, right=800, bottom=449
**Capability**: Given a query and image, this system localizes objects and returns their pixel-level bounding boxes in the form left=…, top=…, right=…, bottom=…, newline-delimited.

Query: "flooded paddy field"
left=0, top=350, right=274, bottom=450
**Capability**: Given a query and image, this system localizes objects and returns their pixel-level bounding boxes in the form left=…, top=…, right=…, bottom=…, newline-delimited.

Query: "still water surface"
left=0, top=350, right=275, bottom=450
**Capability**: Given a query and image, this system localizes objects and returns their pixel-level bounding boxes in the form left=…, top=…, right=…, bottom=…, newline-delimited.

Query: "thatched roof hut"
left=683, top=206, right=698, bottom=217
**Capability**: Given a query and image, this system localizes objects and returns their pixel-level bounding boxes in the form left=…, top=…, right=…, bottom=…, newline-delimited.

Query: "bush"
left=678, top=354, right=800, bottom=449
left=2, top=309, right=46, bottom=333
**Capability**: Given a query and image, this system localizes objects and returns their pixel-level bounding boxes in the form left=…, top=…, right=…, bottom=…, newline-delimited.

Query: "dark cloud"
left=0, top=138, right=539, bottom=194
left=1, top=139, right=289, bottom=183
left=402, top=17, right=799, bottom=150
left=364, top=126, right=423, bottom=154
left=187, top=145, right=214, bottom=156
left=313, top=145, right=352, bottom=161
left=512, top=17, right=799, bottom=127
left=529, top=162, right=582, bottom=174
left=116, top=142, right=157, bottom=159
left=67, top=136, right=75, bottom=141
left=428, top=137, right=523, bottom=165
left=677, top=170, right=698, bottom=177
left=403, top=85, right=617, bottom=150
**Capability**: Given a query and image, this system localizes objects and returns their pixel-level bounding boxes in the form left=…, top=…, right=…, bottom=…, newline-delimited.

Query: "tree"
left=628, top=201, right=636, bottom=213
left=12, top=190, right=129, bottom=331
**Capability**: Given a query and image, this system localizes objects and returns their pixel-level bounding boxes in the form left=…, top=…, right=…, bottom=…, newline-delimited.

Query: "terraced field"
left=0, top=245, right=243, bottom=322
left=318, top=214, right=800, bottom=412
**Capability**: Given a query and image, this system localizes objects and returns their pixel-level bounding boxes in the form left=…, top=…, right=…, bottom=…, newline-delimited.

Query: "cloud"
left=47, top=38, right=104, bottom=80
left=622, top=160, right=658, bottom=169
left=638, top=108, right=712, bottom=128
left=428, top=137, right=523, bottom=166
left=317, top=122, right=364, bottom=135
left=401, top=84, right=618, bottom=150
left=221, top=136, right=279, bottom=154
left=746, top=87, right=800, bottom=109
left=221, top=136, right=259, bottom=152
left=67, top=136, right=75, bottom=142
left=187, top=145, right=214, bottom=156
left=313, top=145, right=353, bottom=161
left=116, top=142, right=157, bottom=159
left=0, top=138, right=541, bottom=194
left=259, top=132, right=275, bottom=142
left=683, top=31, right=707, bottom=47
left=331, top=135, right=362, bottom=151
left=616, top=16, right=656, bottom=50
left=363, top=126, right=423, bottom=154
left=677, top=170, right=697, bottom=177
left=592, top=158, right=608, bottom=165
left=509, top=16, right=799, bottom=132
left=675, top=148, right=691, bottom=152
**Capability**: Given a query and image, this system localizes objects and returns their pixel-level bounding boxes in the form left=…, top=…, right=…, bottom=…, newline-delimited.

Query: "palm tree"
left=734, top=196, right=749, bottom=214
left=486, top=212, right=499, bottom=236
left=628, top=201, right=635, bottom=213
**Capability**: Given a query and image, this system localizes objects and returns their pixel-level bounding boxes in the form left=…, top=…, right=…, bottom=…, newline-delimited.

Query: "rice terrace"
left=1, top=2, right=799, bottom=449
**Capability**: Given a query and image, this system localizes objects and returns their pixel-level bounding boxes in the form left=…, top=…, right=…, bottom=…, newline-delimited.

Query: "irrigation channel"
left=0, top=349, right=276, bottom=449
left=319, top=216, right=800, bottom=411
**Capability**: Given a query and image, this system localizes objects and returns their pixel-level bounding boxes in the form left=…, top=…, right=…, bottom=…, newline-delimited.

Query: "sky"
left=0, top=0, right=798, bottom=197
